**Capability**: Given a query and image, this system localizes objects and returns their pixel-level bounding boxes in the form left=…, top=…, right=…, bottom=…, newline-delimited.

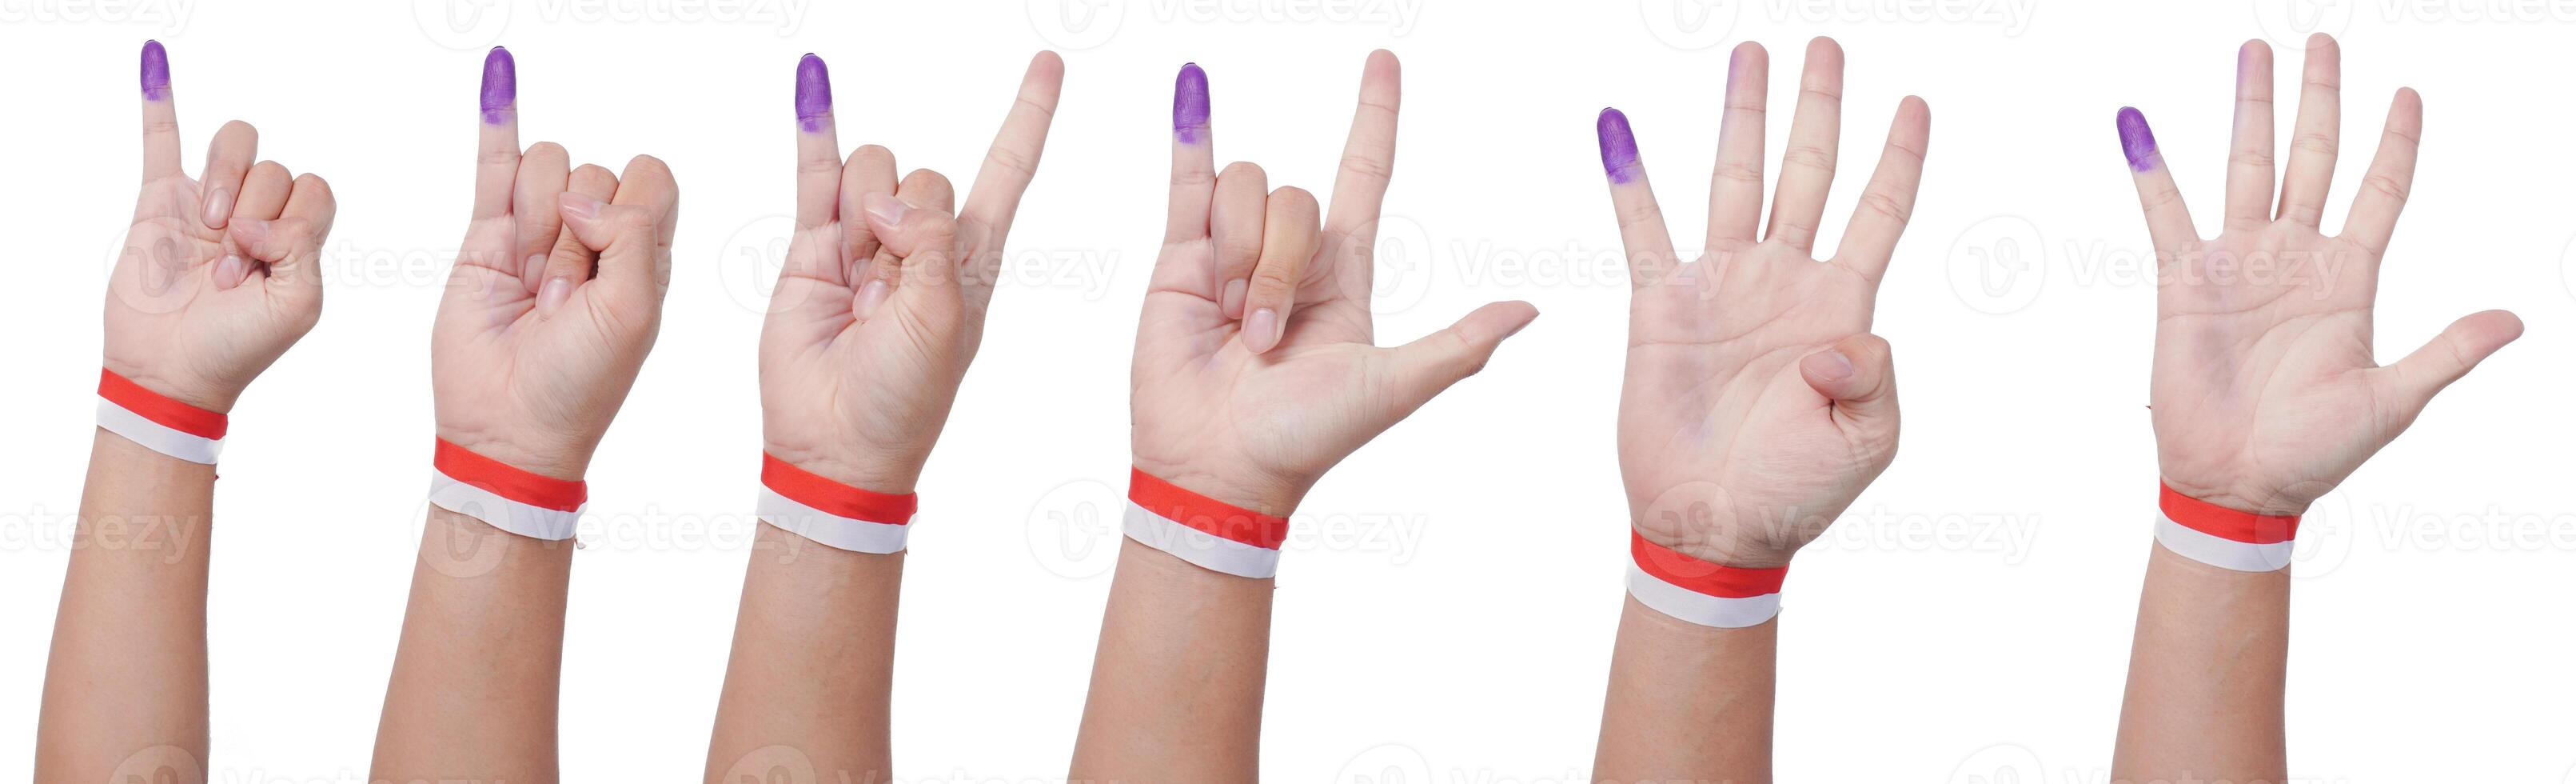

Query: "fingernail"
left=1245, top=307, right=1280, bottom=353
left=201, top=188, right=233, bottom=229
left=560, top=192, right=604, bottom=223
left=213, top=254, right=247, bottom=290
left=854, top=279, right=890, bottom=320
left=1597, top=108, right=1641, bottom=184
left=481, top=46, right=516, bottom=125
left=1173, top=62, right=1210, bottom=144
left=795, top=53, right=831, bottom=133
left=141, top=40, right=170, bottom=101
left=1804, top=349, right=1855, bottom=382
left=2116, top=106, right=2158, bottom=172
left=537, top=276, right=572, bottom=314
left=863, top=193, right=907, bottom=226
left=1221, top=278, right=1248, bottom=318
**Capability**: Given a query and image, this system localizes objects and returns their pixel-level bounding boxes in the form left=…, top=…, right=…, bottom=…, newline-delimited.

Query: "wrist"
left=756, top=446, right=922, bottom=496
left=1126, top=459, right=1305, bottom=518
left=426, top=438, right=588, bottom=541
left=754, top=453, right=918, bottom=554
left=1625, top=531, right=1788, bottom=628
left=433, top=428, right=592, bottom=482
left=1121, top=467, right=1291, bottom=579
left=95, top=368, right=227, bottom=465
left=2153, top=482, right=2299, bottom=572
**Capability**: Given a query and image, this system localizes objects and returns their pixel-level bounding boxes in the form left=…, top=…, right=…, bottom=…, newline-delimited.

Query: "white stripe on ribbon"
left=97, top=398, right=223, bottom=465
left=2155, top=513, right=2294, bottom=572
left=428, top=469, right=584, bottom=541
left=1625, top=562, right=1784, bottom=629
left=756, top=486, right=911, bottom=554
left=1123, top=501, right=1282, bottom=579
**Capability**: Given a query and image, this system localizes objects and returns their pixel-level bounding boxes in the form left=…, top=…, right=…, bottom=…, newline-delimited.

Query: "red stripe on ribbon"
left=2159, top=483, right=2299, bottom=544
left=1128, top=469, right=1290, bottom=550
left=1631, top=532, right=1788, bottom=598
left=98, top=369, right=225, bottom=439
left=760, top=454, right=917, bottom=524
left=433, top=439, right=586, bottom=511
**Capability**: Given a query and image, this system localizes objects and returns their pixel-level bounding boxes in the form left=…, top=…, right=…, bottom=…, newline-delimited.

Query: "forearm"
left=34, top=430, right=217, bottom=780
left=2111, top=542, right=2290, bottom=782
left=1592, top=598, right=1778, bottom=783
left=369, top=506, right=574, bottom=782
left=704, top=522, right=902, bottom=782
left=1070, top=540, right=1274, bottom=781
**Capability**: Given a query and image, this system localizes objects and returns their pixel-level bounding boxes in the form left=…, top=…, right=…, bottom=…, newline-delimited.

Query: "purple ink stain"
left=1173, top=62, right=1210, bottom=145
left=796, top=54, right=831, bottom=133
left=1597, top=108, right=1641, bottom=184
left=2116, top=106, right=2158, bottom=172
left=480, top=46, right=515, bottom=126
left=140, top=40, right=169, bottom=101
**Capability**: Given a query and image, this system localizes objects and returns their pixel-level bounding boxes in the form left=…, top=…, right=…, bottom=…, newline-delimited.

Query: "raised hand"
left=431, top=46, right=680, bottom=482
left=106, top=40, right=336, bottom=413
left=1598, top=38, right=1929, bottom=568
left=1134, top=51, right=1537, bottom=516
left=2119, top=34, right=2519, bottom=516
left=759, top=51, right=1064, bottom=495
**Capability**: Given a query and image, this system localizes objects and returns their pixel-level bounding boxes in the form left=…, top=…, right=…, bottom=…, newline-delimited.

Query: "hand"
left=759, top=53, right=1063, bottom=492
left=431, top=47, right=680, bottom=479
left=1133, top=52, right=1537, bottom=514
left=104, top=40, right=336, bottom=413
left=1599, top=38, right=1929, bottom=568
left=2120, top=35, right=2520, bottom=516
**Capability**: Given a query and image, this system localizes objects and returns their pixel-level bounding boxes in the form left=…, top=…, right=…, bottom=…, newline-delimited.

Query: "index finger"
left=140, top=40, right=181, bottom=182
left=1322, top=50, right=1400, bottom=243
left=1163, top=62, right=1214, bottom=243
left=474, top=46, right=520, bottom=221
left=961, top=51, right=1066, bottom=238
left=793, top=54, right=841, bottom=229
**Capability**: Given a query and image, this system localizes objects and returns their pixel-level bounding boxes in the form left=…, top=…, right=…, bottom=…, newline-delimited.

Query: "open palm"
left=1600, top=39, right=1930, bottom=568
left=759, top=53, right=1063, bottom=492
left=431, top=48, right=680, bottom=479
left=1133, top=53, right=1537, bottom=515
left=106, top=41, right=334, bottom=412
left=2121, top=36, right=2519, bottom=515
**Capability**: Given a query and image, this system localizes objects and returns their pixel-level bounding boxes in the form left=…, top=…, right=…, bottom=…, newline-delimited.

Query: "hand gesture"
left=1134, top=52, right=1538, bottom=515
left=2119, top=35, right=2520, bottom=515
left=431, top=47, right=680, bottom=480
left=759, top=52, right=1064, bottom=493
left=1598, top=39, right=1929, bottom=568
left=106, top=40, right=336, bottom=412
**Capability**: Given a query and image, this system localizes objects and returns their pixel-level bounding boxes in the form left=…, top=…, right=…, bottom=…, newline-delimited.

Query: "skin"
left=1070, top=51, right=1537, bottom=781
left=370, top=46, right=680, bottom=784
left=702, top=51, right=1063, bottom=782
left=36, top=40, right=335, bottom=784
left=1590, top=38, right=1930, bottom=782
left=2109, top=35, right=2519, bottom=782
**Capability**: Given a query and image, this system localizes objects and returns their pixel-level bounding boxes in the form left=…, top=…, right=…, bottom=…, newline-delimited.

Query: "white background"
left=3, top=1, right=2572, bottom=781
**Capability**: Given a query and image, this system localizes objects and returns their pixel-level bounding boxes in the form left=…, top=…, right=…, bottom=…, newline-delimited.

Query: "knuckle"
left=1780, top=144, right=1836, bottom=171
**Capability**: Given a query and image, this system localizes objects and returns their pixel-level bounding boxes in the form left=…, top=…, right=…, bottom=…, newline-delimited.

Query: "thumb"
left=859, top=192, right=963, bottom=321
left=1800, top=333, right=1898, bottom=425
left=1380, top=301, right=1540, bottom=418
left=2379, top=309, right=2522, bottom=429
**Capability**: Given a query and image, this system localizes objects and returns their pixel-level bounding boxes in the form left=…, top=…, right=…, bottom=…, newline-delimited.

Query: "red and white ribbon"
left=426, top=439, right=586, bottom=540
left=1625, top=532, right=1788, bottom=628
left=755, top=454, right=917, bottom=554
left=2154, top=483, right=2298, bottom=572
left=1123, top=469, right=1288, bottom=579
left=96, top=369, right=225, bottom=464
